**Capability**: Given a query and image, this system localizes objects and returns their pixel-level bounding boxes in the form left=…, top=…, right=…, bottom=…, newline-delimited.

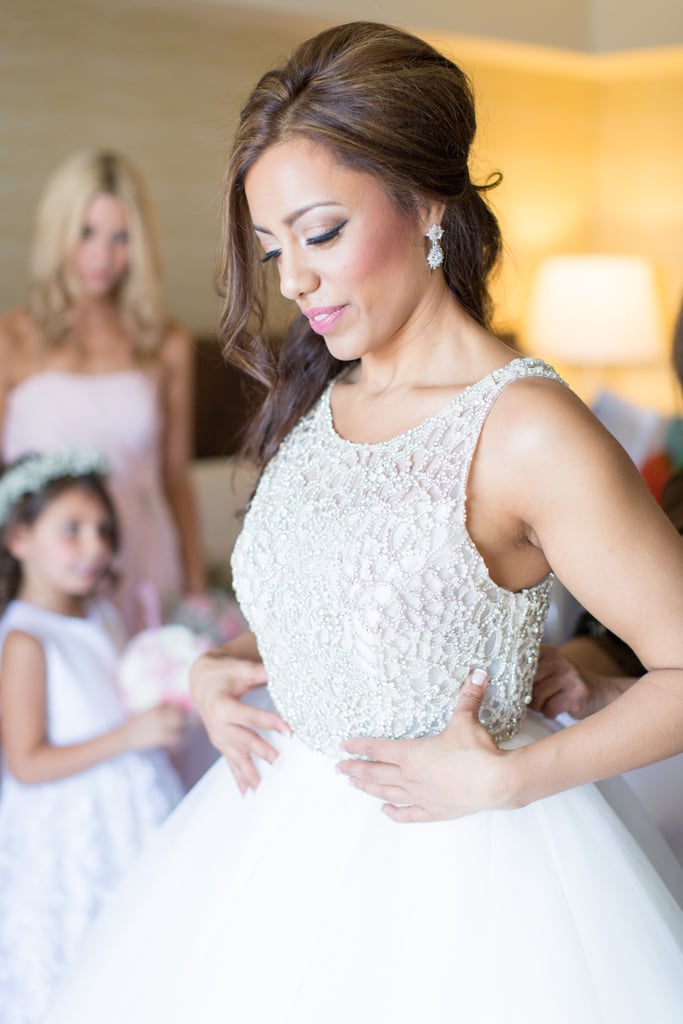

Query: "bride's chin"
left=322, top=335, right=368, bottom=364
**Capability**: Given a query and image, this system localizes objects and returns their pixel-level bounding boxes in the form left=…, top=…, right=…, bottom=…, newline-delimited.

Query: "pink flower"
left=117, top=625, right=211, bottom=714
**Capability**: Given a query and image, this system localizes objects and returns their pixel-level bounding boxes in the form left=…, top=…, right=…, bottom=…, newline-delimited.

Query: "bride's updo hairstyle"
left=217, top=20, right=502, bottom=467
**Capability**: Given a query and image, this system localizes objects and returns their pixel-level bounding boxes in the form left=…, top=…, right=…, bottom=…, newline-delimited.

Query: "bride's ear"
left=418, top=202, right=446, bottom=234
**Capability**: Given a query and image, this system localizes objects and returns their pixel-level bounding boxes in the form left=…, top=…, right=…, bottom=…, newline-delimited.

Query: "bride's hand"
left=337, top=670, right=512, bottom=822
left=190, top=646, right=291, bottom=793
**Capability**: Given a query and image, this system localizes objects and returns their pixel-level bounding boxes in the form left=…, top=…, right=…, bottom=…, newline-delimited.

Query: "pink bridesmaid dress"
left=2, top=369, right=183, bottom=633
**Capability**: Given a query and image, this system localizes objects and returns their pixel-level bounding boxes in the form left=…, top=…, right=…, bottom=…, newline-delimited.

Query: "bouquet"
left=117, top=624, right=211, bottom=714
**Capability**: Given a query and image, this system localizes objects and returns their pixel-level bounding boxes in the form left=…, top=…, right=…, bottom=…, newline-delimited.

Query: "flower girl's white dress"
left=46, top=360, right=683, bottom=1024
left=0, top=599, right=182, bottom=1024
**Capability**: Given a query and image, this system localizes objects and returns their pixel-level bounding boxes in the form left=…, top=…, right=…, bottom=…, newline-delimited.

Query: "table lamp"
left=525, top=254, right=664, bottom=376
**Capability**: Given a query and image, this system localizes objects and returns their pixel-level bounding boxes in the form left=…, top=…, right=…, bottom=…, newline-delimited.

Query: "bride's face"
left=73, top=193, right=130, bottom=299
left=244, top=137, right=440, bottom=364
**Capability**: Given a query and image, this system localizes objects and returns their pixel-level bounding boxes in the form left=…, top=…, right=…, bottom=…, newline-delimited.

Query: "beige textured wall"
left=590, top=0, right=683, bottom=51
left=594, top=54, right=683, bottom=314
left=589, top=53, right=683, bottom=409
left=451, top=52, right=598, bottom=332
left=1, top=2, right=682, bottom=410
left=209, top=0, right=683, bottom=51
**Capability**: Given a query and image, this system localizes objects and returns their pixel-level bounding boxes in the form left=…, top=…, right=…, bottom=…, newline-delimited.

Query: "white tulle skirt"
left=45, top=715, right=683, bottom=1024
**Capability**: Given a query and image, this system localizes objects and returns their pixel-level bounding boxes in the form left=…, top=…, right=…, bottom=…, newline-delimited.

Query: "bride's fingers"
left=225, top=751, right=250, bottom=793
left=236, top=704, right=292, bottom=736
left=205, top=694, right=284, bottom=738
left=230, top=747, right=261, bottom=791
left=347, top=779, right=408, bottom=803
left=337, top=758, right=402, bottom=787
left=246, top=731, right=282, bottom=765
left=450, top=668, right=488, bottom=722
left=223, top=724, right=285, bottom=789
left=340, top=736, right=406, bottom=764
left=232, top=661, right=269, bottom=690
left=382, top=802, right=432, bottom=824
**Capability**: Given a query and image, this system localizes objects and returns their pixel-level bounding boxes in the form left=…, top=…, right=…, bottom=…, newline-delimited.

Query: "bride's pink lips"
left=303, top=306, right=346, bottom=335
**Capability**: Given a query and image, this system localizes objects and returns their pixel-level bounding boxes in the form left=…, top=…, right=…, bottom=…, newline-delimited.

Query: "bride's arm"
left=340, top=379, right=683, bottom=820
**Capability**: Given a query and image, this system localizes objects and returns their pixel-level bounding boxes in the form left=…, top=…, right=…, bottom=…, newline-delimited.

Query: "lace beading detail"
left=232, top=358, right=561, bottom=757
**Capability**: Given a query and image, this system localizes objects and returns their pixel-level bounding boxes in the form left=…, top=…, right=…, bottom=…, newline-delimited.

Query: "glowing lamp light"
left=526, top=255, right=664, bottom=366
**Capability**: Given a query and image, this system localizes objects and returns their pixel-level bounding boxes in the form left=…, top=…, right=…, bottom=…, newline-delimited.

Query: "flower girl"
left=0, top=451, right=185, bottom=1024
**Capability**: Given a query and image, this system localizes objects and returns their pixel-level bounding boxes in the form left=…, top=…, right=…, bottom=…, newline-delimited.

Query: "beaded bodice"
left=232, top=357, right=561, bottom=757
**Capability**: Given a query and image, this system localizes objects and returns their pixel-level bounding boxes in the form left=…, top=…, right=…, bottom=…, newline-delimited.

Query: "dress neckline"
left=324, top=356, right=535, bottom=450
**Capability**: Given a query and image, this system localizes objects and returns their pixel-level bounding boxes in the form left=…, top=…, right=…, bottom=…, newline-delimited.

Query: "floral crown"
left=0, top=449, right=110, bottom=528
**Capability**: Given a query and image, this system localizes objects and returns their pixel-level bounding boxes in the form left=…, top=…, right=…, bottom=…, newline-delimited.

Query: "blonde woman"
left=0, top=150, right=205, bottom=632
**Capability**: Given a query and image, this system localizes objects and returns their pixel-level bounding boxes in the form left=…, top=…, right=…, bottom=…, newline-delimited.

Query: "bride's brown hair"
left=216, top=21, right=502, bottom=467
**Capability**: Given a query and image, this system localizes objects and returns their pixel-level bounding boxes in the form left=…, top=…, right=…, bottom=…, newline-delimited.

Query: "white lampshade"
left=526, top=255, right=664, bottom=366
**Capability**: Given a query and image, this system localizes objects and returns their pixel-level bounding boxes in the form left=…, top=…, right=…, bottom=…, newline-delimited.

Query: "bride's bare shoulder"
left=488, top=371, right=603, bottom=448
left=478, top=372, right=638, bottom=507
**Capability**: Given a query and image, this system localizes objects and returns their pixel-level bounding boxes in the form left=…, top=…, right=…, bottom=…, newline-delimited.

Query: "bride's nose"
left=278, top=247, right=319, bottom=301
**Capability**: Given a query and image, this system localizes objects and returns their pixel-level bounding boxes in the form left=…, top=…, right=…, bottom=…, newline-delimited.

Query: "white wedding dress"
left=45, top=359, right=683, bottom=1024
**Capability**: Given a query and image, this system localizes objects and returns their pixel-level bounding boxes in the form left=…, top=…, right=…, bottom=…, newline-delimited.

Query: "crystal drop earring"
left=425, top=224, right=444, bottom=271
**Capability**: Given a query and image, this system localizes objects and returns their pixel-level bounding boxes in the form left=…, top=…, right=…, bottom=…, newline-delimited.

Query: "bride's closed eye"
left=259, top=220, right=348, bottom=264
left=305, top=219, right=348, bottom=248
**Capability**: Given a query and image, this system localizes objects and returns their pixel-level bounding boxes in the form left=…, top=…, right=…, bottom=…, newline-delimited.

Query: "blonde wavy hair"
left=28, top=150, right=166, bottom=355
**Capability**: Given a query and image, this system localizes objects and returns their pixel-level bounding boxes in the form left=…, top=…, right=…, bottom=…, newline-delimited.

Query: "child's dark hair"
left=0, top=467, right=119, bottom=614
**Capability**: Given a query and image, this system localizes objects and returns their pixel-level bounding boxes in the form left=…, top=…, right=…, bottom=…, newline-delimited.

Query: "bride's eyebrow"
left=252, top=200, right=343, bottom=234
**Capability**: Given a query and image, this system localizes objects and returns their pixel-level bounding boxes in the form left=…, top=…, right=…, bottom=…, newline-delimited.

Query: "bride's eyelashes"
left=305, top=219, right=348, bottom=248
left=259, top=220, right=349, bottom=264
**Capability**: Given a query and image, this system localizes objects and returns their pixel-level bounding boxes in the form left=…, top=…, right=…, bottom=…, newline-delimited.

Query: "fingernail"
left=471, top=669, right=488, bottom=687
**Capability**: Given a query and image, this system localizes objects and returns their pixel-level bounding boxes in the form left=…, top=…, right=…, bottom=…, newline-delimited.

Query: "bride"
left=46, top=21, right=683, bottom=1024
